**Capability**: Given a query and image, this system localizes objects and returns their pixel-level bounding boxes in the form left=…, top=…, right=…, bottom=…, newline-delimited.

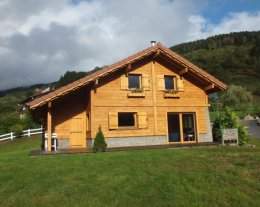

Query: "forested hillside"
left=170, top=31, right=260, bottom=96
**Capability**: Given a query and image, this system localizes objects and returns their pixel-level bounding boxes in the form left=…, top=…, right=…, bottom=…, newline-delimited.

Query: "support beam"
left=151, top=60, right=158, bottom=135
left=179, top=67, right=188, bottom=75
left=204, top=83, right=214, bottom=91
left=94, top=78, right=99, bottom=93
left=125, top=63, right=132, bottom=76
left=95, top=78, right=99, bottom=85
left=179, top=114, right=183, bottom=143
left=47, top=101, right=52, bottom=152
left=152, top=50, right=160, bottom=59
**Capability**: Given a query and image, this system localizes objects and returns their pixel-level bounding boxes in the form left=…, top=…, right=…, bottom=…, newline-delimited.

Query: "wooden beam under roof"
left=152, top=50, right=160, bottom=59
left=125, top=63, right=132, bottom=76
left=204, top=83, right=215, bottom=91
left=179, top=67, right=188, bottom=75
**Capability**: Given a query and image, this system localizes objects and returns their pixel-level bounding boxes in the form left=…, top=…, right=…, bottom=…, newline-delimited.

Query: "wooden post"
left=179, top=114, right=183, bottom=143
left=151, top=60, right=158, bottom=135
left=47, top=101, right=52, bottom=152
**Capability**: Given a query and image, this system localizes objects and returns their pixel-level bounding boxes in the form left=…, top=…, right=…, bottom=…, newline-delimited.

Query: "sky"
left=0, top=0, right=259, bottom=90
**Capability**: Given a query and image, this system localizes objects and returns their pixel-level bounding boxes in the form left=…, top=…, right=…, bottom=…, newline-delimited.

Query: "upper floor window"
left=128, top=74, right=141, bottom=89
left=164, top=76, right=174, bottom=90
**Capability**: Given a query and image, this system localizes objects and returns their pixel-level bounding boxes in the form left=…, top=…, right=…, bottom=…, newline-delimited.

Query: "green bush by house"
left=93, top=126, right=107, bottom=152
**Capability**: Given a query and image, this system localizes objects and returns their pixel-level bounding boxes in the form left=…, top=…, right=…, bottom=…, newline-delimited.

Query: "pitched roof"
left=28, top=42, right=227, bottom=109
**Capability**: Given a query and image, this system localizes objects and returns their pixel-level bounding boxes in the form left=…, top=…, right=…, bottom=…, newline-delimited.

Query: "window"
left=164, top=76, right=174, bottom=90
left=118, top=112, right=136, bottom=127
left=128, top=75, right=141, bottom=89
left=109, top=112, right=148, bottom=129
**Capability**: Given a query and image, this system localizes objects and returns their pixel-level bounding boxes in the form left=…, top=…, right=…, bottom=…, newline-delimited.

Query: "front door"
left=70, top=115, right=84, bottom=148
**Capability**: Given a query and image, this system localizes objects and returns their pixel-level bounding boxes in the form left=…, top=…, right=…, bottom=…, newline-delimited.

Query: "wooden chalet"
left=28, top=42, right=227, bottom=151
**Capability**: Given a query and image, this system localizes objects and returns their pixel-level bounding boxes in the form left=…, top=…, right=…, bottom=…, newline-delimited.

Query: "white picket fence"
left=0, top=127, right=43, bottom=142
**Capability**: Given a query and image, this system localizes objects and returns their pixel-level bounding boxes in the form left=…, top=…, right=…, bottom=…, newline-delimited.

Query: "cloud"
left=206, top=12, right=260, bottom=35
left=0, top=0, right=259, bottom=90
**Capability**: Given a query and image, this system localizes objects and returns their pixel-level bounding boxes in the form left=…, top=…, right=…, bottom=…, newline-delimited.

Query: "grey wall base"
left=87, top=135, right=168, bottom=149
left=199, top=108, right=213, bottom=142
left=58, top=139, right=69, bottom=149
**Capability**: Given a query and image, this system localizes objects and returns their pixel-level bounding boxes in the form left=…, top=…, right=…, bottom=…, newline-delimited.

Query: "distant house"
left=28, top=42, right=227, bottom=151
left=19, top=86, right=53, bottom=119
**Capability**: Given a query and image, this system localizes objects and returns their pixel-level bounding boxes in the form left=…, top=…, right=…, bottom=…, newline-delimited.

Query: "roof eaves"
left=29, top=44, right=160, bottom=109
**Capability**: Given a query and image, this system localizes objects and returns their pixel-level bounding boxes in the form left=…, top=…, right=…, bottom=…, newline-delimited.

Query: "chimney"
left=151, top=41, right=156, bottom=46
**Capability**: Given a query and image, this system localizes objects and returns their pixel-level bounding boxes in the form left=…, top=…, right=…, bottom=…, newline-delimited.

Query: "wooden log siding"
left=89, top=59, right=209, bottom=140
left=108, top=112, right=118, bottom=129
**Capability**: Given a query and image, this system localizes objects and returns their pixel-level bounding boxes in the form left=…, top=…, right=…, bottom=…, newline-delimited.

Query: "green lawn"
left=0, top=136, right=260, bottom=207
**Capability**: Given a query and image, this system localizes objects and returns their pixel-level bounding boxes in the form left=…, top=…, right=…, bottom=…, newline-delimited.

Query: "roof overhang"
left=28, top=43, right=227, bottom=110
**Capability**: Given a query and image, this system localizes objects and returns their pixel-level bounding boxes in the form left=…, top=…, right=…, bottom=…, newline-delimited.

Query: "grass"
left=0, top=136, right=260, bottom=207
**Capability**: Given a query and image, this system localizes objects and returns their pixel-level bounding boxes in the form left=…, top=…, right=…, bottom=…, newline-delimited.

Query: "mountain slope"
left=170, top=31, right=260, bottom=95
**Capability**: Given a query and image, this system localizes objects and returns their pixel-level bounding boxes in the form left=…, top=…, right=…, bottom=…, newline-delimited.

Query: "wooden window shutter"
left=176, top=77, right=184, bottom=91
left=108, top=112, right=118, bottom=129
left=142, top=74, right=150, bottom=90
left=121, top=75, right=128, bottom=90
left=157, top=75, right=165, bottom=90
left=138, top=112, right=148, bottom=129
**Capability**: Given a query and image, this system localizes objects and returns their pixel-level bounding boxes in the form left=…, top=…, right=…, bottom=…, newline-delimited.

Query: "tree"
left=56, top=71, right=87, bottom=88
left=93, top=126, right=107, bottom=152
left=220, top=85, right=252, bottom=111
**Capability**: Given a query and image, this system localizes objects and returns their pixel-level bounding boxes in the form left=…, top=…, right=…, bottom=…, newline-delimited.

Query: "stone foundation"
left=199, top=108, right=213, bottom=142
left=87, top=135, right=168, bottom=149
left=58, top=139, right=69, bottom=149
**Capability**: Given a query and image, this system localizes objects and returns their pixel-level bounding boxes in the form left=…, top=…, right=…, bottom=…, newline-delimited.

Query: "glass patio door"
left=168, top=112, right=196, bottom=143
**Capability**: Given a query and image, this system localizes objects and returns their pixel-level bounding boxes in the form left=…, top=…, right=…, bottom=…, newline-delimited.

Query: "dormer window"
left=164, top=76, right=175, bottom=90
left=128, top=74, right=141, bottom=89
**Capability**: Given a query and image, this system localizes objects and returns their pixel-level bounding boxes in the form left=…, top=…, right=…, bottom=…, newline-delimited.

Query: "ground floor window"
left=118, top=112, right=137, bottom=127
left=108, top=111, right=148, bottom=129
left=167, top=112, right=196, bottom=142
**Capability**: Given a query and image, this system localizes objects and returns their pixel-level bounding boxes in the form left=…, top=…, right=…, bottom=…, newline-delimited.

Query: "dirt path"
left=241, top=119, right=260, bottom=139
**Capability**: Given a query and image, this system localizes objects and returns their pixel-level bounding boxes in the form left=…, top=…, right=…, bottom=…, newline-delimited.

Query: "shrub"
left=212, top=107, right=248, bottom=146
left=10, top=124, right=24, bottom=138
left=238, top=125, right=249, bottom=146
left=93, top=126, right=107, bottom=152
left=0, top=113, right=21, bottom=134
left=212, top=117, right=222, bottom=142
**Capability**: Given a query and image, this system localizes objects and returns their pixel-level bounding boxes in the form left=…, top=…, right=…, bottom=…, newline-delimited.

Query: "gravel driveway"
left=241, top=119, right=260, bottom=139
